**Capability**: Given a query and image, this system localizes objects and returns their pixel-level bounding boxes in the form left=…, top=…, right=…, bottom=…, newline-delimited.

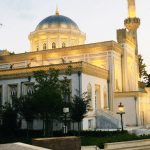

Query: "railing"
left=96, top=109, right=121, bottom=128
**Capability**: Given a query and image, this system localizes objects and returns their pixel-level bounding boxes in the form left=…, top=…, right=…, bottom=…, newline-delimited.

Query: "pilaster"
left=122, top=44, right=128, bottom=92
left=58, top=35, right=61, bottom=48
left=108, top=51, right=115, bottom=111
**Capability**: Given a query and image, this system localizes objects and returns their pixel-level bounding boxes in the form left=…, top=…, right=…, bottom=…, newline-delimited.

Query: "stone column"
left=122, top=44, right=128, bottom=92
left=108, top=51, right=115, bottom=111
left=47, top=36, right=50, bottom=49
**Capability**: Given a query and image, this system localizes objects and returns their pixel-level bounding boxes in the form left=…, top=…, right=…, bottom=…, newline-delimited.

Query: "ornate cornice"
left=114, top=91, right=148, bottom=98
left=0, top=41, right=123, bottom=64
left=0, top=62, right=108, bottom=80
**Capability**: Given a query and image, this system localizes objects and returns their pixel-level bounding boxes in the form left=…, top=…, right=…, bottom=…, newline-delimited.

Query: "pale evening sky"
left=0, top=0, right=150, bottom=72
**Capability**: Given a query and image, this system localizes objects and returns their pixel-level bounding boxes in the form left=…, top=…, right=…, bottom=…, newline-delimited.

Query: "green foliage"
left=144, top=74, right=150, bottom=87
left=33, top=67, right=72, bottom=137
left=1, top=102, right=18, bottom=135
left=12, top=94, right=36, bottom=137
left=138, top=54, right=147, bottom=80
left=70, top=92, right=90, bottom=136
left=13, top=95, right=36, bottom=123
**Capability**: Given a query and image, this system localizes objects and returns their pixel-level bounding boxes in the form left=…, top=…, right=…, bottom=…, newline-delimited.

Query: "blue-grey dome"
left=35, top=14, right=80, bottom=31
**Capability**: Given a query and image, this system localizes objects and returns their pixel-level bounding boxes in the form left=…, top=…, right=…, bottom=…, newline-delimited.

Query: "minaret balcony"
left=124, top=17, right=140, bottom=30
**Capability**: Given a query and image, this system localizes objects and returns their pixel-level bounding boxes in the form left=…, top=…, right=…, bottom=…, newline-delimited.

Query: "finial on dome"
left=55, top=5, right=59, bottom=15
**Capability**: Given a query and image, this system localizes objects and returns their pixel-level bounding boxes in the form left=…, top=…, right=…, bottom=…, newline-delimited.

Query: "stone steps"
left=81, top=146, right=100, bottom=150
left=104, top=139, right=150, bottom=150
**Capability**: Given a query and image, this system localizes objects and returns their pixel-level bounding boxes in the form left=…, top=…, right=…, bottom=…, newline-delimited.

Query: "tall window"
left=24, top=84, right=34, bottom=96
left=87, top=83, right=92, bottom=107
left=88, top=119, right=93, bottom=129
left=52, top=42, right=56, bottom=49
left=43, top=43, right=46, bottom=50
left=9, top=85, right=17, bottom=107
left=62, top=42, right=66, bottom=48
left=37, top=46, right=39, bottom=51
left=26, top=85, right=34, bottom=95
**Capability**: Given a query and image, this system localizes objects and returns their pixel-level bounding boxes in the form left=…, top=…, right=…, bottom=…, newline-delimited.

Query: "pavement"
left=124, top=126, right=150, bottom=136
left=0, top=143, right=51, bottom=150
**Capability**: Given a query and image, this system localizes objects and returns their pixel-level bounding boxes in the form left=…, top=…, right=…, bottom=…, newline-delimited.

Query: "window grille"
left=62, top=42, right=66, bottom=48
left=9, top=85, right=17, bottom=107
left=43, top=43, right=46, bottom=50
left=88, top=119, right=93, bottom=129
left=24, top=84, right=34, bottom=96
left=52, top=42, right=56, bottom=49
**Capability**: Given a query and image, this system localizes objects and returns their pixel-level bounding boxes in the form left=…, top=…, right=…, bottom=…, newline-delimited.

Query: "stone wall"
left=32, top=136, right=81, bottom=150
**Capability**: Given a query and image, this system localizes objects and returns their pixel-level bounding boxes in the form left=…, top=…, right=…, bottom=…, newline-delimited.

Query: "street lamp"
left=117, top=102, right=125, bottom=133
left=63, top=107, right=69, bottom=136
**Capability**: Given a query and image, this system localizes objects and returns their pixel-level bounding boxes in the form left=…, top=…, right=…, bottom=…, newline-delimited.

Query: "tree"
left=1, top=102, right=18, bottom=136
left=33, top=67, right=72, bottom=137
left=12, top=94, right=36, bottom=137
left=70, top=92, right=90, bottom=136
left=144, top=74, right=150, bottom=87
left=138, top=54, right=147, bottom=81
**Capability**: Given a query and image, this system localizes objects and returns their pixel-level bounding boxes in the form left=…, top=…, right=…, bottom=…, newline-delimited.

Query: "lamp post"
left=117, top=102, right=125, bottom=133
left=63, top=107, right=69, bottom=136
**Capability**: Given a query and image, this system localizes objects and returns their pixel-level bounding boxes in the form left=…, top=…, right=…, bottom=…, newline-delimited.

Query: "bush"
left=81, top=133, right=150, bottom=149
left=0, top=129, right=128, bottom=138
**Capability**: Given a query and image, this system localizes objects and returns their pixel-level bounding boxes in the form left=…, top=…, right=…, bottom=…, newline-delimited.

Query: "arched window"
left=43, top=43, right=46, bottom=50
left=9, top=85, right=17, bottom=107
left=87, top=83, right=92, bottom=107
left=62, top=42, right=66, bottom=48
left=26, top=85, right=34, bottom=95
left=52, top=42, right=56, bottom=49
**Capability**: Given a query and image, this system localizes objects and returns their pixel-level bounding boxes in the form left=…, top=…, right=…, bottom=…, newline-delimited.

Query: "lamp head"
left=118, top=102, right=124, bottom=113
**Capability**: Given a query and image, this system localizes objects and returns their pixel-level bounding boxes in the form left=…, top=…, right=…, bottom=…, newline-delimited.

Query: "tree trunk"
left=27, top=121, right=29, bottom=138
left=73, top=121, right=75, bottom=136
left=43, top=118, right=45, bottom=137
left=78, top=122, right=80, bottom=136
left=49, top=119, right=53, bottom=137
left=45, top=115, right=48, bottom=137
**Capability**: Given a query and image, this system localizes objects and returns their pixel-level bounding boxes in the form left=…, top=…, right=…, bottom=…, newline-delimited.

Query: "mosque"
left=0, top=0, right=150, bottom=130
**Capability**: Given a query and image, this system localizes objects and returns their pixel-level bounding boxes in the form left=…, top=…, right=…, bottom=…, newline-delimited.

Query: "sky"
left=0, top=0, right=150, bottom=72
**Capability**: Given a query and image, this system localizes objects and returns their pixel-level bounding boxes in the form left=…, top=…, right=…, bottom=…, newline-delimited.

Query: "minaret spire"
left=124, top=0, right=140, bottom=55
left=127, top=0, right=136, bottom=18
left=55, top=5, right=59, bottom=15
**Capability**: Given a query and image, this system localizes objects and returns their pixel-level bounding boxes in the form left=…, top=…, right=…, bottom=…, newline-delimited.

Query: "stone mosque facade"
left=0, top=0, right=150, bottom=130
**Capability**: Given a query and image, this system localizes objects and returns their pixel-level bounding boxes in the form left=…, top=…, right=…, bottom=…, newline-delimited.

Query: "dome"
left=35, top=12, right=80, bottom=31
left=28, top=8, right=86, bottom=52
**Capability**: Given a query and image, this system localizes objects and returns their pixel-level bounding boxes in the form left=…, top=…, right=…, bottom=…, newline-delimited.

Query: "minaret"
left=124, top=0, right=140, bottom=55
